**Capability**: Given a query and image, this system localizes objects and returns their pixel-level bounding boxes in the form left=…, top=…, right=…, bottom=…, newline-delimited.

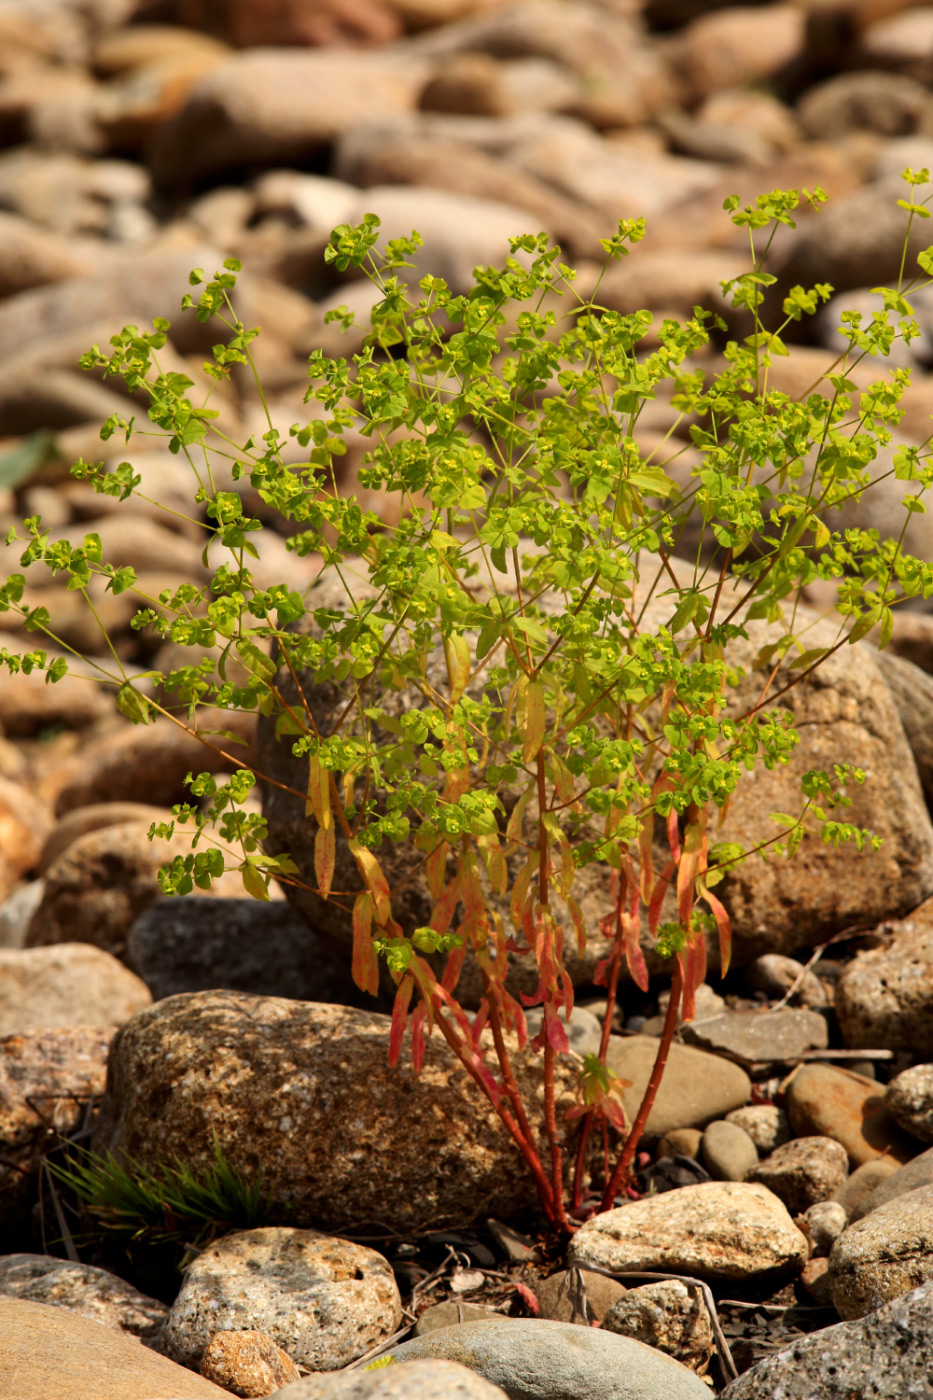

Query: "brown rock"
left=0, top=1027, right=112, bottom=1234
left=884, top=1064, right=933, bottom=1143
left=26, top=823, right=244, bottom=961
left=851, top=1145, right=933, bottom=1220
left=835, top=898, right=933, bottom=1054
left=535, top=1268, right=626, bottom=1324
left=725, top=1104, right=791, bottom=1156
left=785, top=1064, right=917, bottom=1167
left=0, top=209, right=92, bottom=297
left=605, top=1036, right=751, bottom=1136
left=797, top=70, right=933, bottom=139
left=0, top=777, right=52, bottom=901
left=670, top=5, right=806, bottom=102
left=39, top=803, right=174, bottom=875
left=749, top=1136, right=850, bottom=1213
left=172, top=0, right=402, bottom=46
left=414, top=1301, right=499, bottom=1335
left=94, top=991, right=579, bottom=1234
left=148, top=50, right=421, bottom=187
left=657, top=1128, right=704, bottom=1161
left=0, top=1255, right=166, bottom=1340
left=884, top=612, right=933, bottom=674
left=833, top=1158, right=902, bottom=1221
left=874, top=647, right=933, bottom=809
left=0, top=1296, right=225, bottom=1400
left=568, top=1182, right=809, bottom=1281
left=828, top=1184, right=933, bottom=1318
left=602, top=1279, right=714, bottom=1374
left=52, top=707, right=256, bottom=816
left=0, top=944, right=150, bottom=1034
left=200, top=1330, right=299, bottom=1397
left=681, top=1009, right=829, bottom=1069
left=0, top=658, right=112, bottom=736
left=799, top=1254, right=833, bottom=1304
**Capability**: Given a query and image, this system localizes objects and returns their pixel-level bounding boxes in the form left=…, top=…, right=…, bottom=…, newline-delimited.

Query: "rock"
left=149, top=51, right=422, bottom=187
left=604, top=1036, right=750, bottom=1136
left=657, top=1128, right=703, bottom=1161
left=798, top=1254, right=833, bottom=1304
left=669, top=5, right=805, bottom=102
left=656, top=982, right=726, bottom=1022
left=269, top=1359, right=510, bottom=1398
left=0, top=1296, right=225, bottom=1400
left=801, top=1201, right=848, bottom=1256
left=94, top=990, right=579, bottom=1235
left=172, top=0, right=402, bottom=46
left=25, top=822, right=245, bottom=962
left=836, top=897, right=933, bottom=1054
left=701, top=1120, right=759, bottom=1182
left=749, top=1136, right=850, bottom=1214
left=126, top=898, right=361, bottom=1004
left=0, top=658, right=112, bottom=736
left=0, top=1026, right=112, bottom=1235
left=797, top=71, right=933, bottom=139
left=883, top=611, right=933, bottom=675
left=0, top=776, right=51, bottom=902
left=0, top=208, right=92, bottom=297
left=827, top=1184, right=933, bottom=1318
left=0, top=943, right=150, bottom=1034
left=719, top=1279, right=933, bottom=1400
left=568, top=1182, right=808, bottom=1282
left=744, top=954, right=828, bottom=1008
left=874, top=651, right=933, bottom=808
left=203, top=1325, right=305, bottom=1394
left=885, top=1063, right=933, bottom=1143
left=535, top=1269, right=626, bottom=1325
left=385, top=1318, right=712, bottom=1400
left=414, top=1302, right=500, bottom=1336
left=784, top=1063, right=917, bottom=1166
left=485, top=1218, right=540, bottom=1265
left=852, top=1145, right=933, bottom=1220
left=681, top=1008, right=829, bottom=1068
left=162, top=1228, right=401, bottom=1371
left=0, top=1255, right=166, bottom=1340
left=602, top=1280, right=714, bottom=1375
left=862, top=6, right=933, bottom=74
left=38, top=803, right=174, bottom=875
left=0, top=879, right=44, bottom=950
left=724, top=1104, right=791, bottom=1156
left=523, top=1005, right=602, bottom=1060
left=833, top=1158, right=902, bottom=1222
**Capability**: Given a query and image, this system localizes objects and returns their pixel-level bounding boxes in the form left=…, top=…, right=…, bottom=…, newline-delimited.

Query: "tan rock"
left=851, top=1145, right=933, bottom=1221
left=0, top=944, right=150, bottom=1035
left=785, top=1064, right=917, bottom=1167
left=0, top=658, right=112, bottom=736
left=884, top=1063, right=933, bottom=1143
left=836, top=898, right=933, bottom=1053
left=725, top=1104, right=791, bottom=1156
left=94, top=991, right=579, bottom=1234
left=828, top=1184, right=933, bottom=1318
left=270, top=1359, right=510, bottom=1398
left=0, top=777, right=52, bottom=901
left=0, top=208, right=93, bottom=297
left=0, top=1027, right=113, bottom=1232
left=200, top=1330, right=299, bottom=1397
left=749, top=1136, right=850, bottom=1214
left=173, top=0, right=401, bottom=46
left=568, top=1182, right=809, bottom=1281
left=0, top=1296, right=225, bottom=1400
left=413, top=1301, right=499, bottom=1335
left=0, top=1255, right=166, bottom=1340
left=670, top=5, right=806, bottom=102
left=39, top=803, right=175, bottom=875
left=602, top=1279, right=713, bottom=1374
left=535, top=1268, right=625, bottom=1325
left=833, top=1158, right=901, bottom=1222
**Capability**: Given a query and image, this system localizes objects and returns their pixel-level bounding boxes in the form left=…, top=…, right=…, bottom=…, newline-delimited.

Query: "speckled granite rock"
left=0, top=1255, right=166, bottom=1340
left=828, top=1184, right=933, bottom=1318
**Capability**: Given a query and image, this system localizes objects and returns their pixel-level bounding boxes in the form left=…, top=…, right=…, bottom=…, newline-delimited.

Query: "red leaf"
left=351, top=891, right=379, bottom=996
left=388, top=976, right=414, bottom=1067
left=623, top=912, right=649, bottom=993
left=703, top=885, right=732, bottom=978
left=513, top=1282, right=539, bottom=1315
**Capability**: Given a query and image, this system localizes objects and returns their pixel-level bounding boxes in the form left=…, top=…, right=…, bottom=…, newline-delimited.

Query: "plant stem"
left=600, top=960, right=683, bottom=1211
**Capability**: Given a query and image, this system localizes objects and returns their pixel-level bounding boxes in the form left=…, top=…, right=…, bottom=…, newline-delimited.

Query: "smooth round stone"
left=802, top=1202, right=847, bottom=1256
left=657, top=1128, right=703, bottom=1161
left=385, top=1318, right=711, bottom=1400
left=605, top=1036, right=751, bottom=1136
left=701, top=1120, right=759, bottom=1181
left=785, top=1064, right=916, bottom=1166
left=851, top=1145, right=933, bottom=1221
left=725, top=1104, right=790, bottom=1155
left=833, top=1159, right=902, bottom=1222
left=884, top=1063, right=933, bottom=1144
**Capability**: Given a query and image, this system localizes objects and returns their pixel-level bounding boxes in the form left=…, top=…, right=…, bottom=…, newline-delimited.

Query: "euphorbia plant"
left=4, top=179, right=933, bottom=1236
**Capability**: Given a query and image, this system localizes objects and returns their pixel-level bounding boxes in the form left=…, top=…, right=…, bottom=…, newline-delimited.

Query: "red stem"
left=600, top=961, right=683, bottom=1211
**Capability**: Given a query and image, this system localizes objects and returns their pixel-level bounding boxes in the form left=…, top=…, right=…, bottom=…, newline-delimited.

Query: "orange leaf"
left=351, top=891, right=379, bottom=996
left=702, top=884, right=732, bottom=978
left=314, top=822, right=335, bottom=901
left=388, top=975, right=414, bottom=1066
left=306, top=753, right=331, bottom=828
left=425, top=840, right=449, bottom=900
left=446, top=633, right=471, bottom=705
left=349, top=839, right=392, bottom=924
left=519, top=678, right=546, bottom=765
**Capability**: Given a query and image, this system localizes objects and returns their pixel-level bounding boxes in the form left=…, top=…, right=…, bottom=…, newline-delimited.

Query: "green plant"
left=50, top=1135, right=277, bottom=1251
left=4, top=178, right=933, bottom=1236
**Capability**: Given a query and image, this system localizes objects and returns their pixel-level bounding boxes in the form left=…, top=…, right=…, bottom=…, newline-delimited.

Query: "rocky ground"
left=3, top=0, right=933, bottom=1397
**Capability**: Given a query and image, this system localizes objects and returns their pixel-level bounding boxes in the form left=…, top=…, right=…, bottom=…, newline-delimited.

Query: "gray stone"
left=724, top=1104, right=790, bottom=1156
left=0, top=880, right=45, bottom=951
left=385, top=1318, right=712, bottom=1400
left=270, top=1359, right=509, bottom=1399
left=568, top=1182, right=808, bottom=1282
left=833, top=1159, right=902, bottom=1222
left=719, top=1279, right=933, bottom=1400
left=94, top=991, right=580, bottom=1235
left=836, top=898, right=933, bottom=1054
left=602, top=1280, right=714, bottom=1375
left=749, top=1136, right=850, bottom=1214
left=0, top=1296, right=225, bottom=1400
left=127, top=898, right=360, bottom=1005
left=415, top=1303, right=500, bottom=1336
left=852, top=1145, right=933, bottom=1221
left=885, top=1064, right=933, bottom=1144
left=604, top=1036, right=751, bottom=1136
left=0, top=943, right=150, bottom=1035
left=0, top=1255, right=166, bottom=1340
left=744, top=954, right=828, bottom=1008
left=161, top=1228, right=401, bottom=1371
left=827, top=1184, right=933, bottom=1319
left=700, top=1120, right=759, bottom=1182
left=681, top=1008, right=828, bottom=1068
